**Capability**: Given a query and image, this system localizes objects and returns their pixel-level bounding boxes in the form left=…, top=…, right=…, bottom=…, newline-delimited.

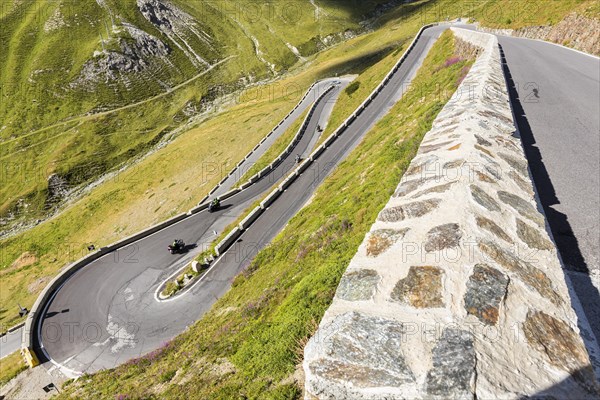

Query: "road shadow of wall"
left=499, top=43, right=600, bottom=375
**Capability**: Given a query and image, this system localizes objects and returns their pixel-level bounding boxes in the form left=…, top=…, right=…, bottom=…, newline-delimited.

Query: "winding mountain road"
left=30, top=24, right=450, bottom=377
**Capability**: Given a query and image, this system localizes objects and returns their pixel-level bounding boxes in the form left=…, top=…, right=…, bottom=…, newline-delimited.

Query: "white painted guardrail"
left=240, top=84, right=335, bottom=186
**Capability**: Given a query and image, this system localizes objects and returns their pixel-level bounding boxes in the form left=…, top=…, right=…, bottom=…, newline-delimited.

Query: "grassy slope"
left=313, top=0, right=598, bottom=145
left=57, top=29, right=473, bottom=400
left=0, top=351, right=27, bottom=388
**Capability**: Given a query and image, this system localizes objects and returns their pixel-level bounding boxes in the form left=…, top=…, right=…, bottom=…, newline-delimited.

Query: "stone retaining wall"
left=303, top=28, right=599, bottom=399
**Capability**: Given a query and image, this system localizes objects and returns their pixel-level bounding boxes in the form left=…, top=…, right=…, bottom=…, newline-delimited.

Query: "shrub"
left=344, top=81, right=360, bottom=96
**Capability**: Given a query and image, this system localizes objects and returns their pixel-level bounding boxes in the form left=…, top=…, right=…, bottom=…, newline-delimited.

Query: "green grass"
left=237, top=105, right=311, bottom=184
left=473, top=0, right=598, bottom=28
left=0, top=351, right=27, bottom=388
left=56, top=29, right=474, bottom=400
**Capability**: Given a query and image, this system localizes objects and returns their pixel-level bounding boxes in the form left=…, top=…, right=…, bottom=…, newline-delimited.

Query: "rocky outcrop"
left=137, top=0, right=213, bottom=68
left=71, top=23, right=171, bottom=87
left=303, top=28, right=599, bottom=399
left=480, top=13, right=600, bottom=56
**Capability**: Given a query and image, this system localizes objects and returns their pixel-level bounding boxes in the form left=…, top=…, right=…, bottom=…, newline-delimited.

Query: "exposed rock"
left=475, top=215, right=513, bottom=243
left=420, top=141, right=454, bottom=154
left=475, top=134, right=492, bottom=147
left=497, top=191, right=545, bottom=227
left=508, top=170, right=534, bottom=197
left=47, top=173, right=70, bottom=202
left=425, top=328, right=476, bottom=398
left=44, top=6, right=66, bottom=32
left=72, top=23, right=171, bottom=87
left=137, top=0, right=213, bottom=68
left=498, top=152, right=528, bottom=176
left=336, top=269, right=380, bottom=301
left=411, top=182, right=455, bottom=198
left=391, top=266, right=445, bottom=308
left=378, top=199, right=441, bottom=222
left=425, top=223, right=462, bottom=252
left=464, top=264, right=509, bottom=325
left=470, top=185, right=500, bottom=212
left=523, top=311, right=599, bottom=393
left=306, top=312, right=415, bottom=392
left=517, top=219, right=554, bottom=251
left=394, top=176, right=437, bottom=197
left=366, top=229, right=409, bottom=257
left=478, top=240, right=562, bottom=306
left=484, top=13, right=600, bottom=56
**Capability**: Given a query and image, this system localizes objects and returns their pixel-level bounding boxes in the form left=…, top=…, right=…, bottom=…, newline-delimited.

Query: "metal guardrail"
left=213, top=84, right=337, bottom=256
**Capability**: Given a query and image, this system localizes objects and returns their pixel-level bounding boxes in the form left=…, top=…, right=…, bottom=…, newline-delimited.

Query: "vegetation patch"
left=0, top=351, right=27, bottom=388
left=159, top=260, right=211, bottom=299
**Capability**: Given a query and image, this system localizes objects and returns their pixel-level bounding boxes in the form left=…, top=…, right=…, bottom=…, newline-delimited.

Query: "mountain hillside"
left=0, top=0, right=392, bottom=232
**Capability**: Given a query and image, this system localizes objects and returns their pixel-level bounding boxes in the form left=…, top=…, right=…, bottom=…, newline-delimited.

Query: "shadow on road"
left=44, top=309, right=69, bottom=319
left=500, top=44, right=600, bottom=367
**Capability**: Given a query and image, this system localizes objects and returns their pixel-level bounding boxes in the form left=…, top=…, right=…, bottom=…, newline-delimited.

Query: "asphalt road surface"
left=0, top=329, right=21, bottom=359
left=35, top=25, right=448, bottom=376
left=498, top=36, right=600, bottom=370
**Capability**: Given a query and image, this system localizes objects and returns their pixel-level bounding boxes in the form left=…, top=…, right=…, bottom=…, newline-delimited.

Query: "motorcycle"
left=168, top=239, right=185, bottom=254
left=208, top=199, right=221, bottom=213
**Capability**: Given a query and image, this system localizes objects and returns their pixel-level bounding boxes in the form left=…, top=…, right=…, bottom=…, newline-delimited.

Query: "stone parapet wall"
left=303, top=28, right=599, bottom=399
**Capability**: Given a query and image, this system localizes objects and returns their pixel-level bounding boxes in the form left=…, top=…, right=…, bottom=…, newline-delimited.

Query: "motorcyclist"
left=295, top=154, right=301, bottom=163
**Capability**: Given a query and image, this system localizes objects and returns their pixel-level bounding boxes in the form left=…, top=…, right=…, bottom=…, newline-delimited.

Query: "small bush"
left=163, top=281, right=179, bottom=297
left=160, top=370, right=176, bottom=383
left=344, top=81, right=361, bottom=96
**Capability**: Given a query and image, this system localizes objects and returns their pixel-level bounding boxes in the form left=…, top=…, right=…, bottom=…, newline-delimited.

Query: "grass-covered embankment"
left=0, top=352, right=27, bottom=388
left=57, top=29, right=474, bottom=399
